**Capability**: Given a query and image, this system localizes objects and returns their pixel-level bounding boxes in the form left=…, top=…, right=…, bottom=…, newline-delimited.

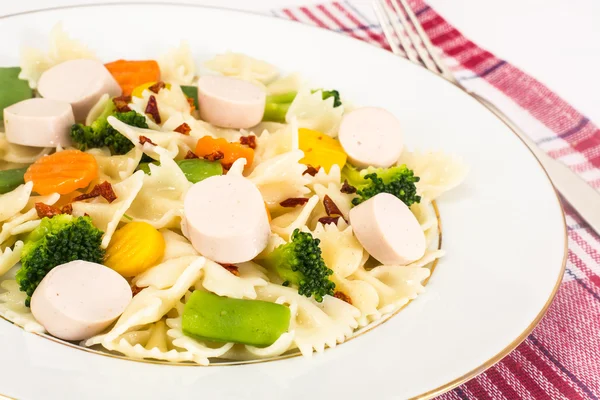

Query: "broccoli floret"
left=70, top=100, right=148, bottom=155
left=343, top=164, right=421, bottom=207
left=263, top=89, right=342, bottom=123
left=15, top=214, right=105, bottom=306
left=262, top=229, right=335, bottom=302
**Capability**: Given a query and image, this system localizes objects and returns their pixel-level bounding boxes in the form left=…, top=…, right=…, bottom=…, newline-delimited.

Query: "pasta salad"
left=0, top=25, right=467, bottom=364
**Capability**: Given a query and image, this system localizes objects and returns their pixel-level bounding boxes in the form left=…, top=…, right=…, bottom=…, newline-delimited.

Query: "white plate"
left=0, top=4, right=566, bottom=399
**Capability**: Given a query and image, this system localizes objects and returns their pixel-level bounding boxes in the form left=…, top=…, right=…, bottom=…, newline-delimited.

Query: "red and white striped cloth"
left=273, top=1, right=600, bottom=399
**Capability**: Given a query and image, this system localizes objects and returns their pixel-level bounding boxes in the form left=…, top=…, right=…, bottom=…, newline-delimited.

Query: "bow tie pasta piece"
left=160, top=229, right=199, bottom=261
left=351, top=265, right=430, bottom=315
left=133, top=256, right=201, bottom=290
left=18, top=23, right=97, bottom=89
left=309, top=182, right=354, bottom=228
left=0, top=133, right=52, bottom=164
left=305, top=164, right=342, bottom=192
left=87, top=147, right=143, bottom=183
left=331, top=274, right=380, bottom=327
left=410, top=200, right=442, bottom=249
left=270, top=195, right=319, bottom=241
left=310, top=222, right=363, bottom=278
left=0, top=192, right=61, bottom=246
left=98, top=257, right=205, bottom=343
left=203, top=52, right=279, bottom=85
left=286, top=89, right=344, bottom=137
left=200, top=259, right=268, bottom=300
left=0, top=182, right=33, bottom=223
left=130, top=83, right=192, bottom=126
left=158, top=41, right=196, bottom=86
left=72, top=170, right=144, bottom=248
left=399, top=150, right=468, bottom=201
left=247, top=150, right=311, bottom=213
left=126, top=155, right=192, bottom=230
left=256, top=284, right=359, bottom=357
left=252, top=119, right=299, bottom=166
left=0, top=279, right=45, bottom=333
left=0, top=241, right=23, bottom=278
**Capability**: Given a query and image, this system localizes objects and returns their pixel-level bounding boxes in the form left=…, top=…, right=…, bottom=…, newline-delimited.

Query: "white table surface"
left=2, top=0, right=600, bottom=126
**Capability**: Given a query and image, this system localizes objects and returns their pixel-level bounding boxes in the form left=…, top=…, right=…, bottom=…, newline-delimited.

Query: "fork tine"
left=376, top=0, right=420, bottom=64
left=389, top=0, right=439, bottom=73
left=396, top=0, right=457, bottom=82
left=372, top=0, right=402, bottom=56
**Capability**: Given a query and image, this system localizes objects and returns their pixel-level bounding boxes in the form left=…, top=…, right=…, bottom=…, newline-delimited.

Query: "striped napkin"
left=273, top=1, right=600, bottom=398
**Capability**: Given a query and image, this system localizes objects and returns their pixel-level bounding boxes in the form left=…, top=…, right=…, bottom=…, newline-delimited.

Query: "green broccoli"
left=262, top=89, right=342, bottom=123
left=343, top=164, right=421, bottom=207
left=16, top=214, right=105, bottom=306
left=261, top=229, right=335, bottom=302
left=70, top=100, right=148, bottom=155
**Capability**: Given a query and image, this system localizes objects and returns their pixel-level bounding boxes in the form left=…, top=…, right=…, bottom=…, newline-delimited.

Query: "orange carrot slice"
left=24, top=150, right=99, bottom=195
left=105, top=60, right=161, bottom=96
left=195, top=136, right=254, bottom=168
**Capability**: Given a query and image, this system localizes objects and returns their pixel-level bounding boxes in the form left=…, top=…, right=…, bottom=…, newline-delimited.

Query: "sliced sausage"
left=30, top=260, right=132, bottom=341
left=37, top=59, right=121, bottom=121
left=349, top=193, right=425, bottom=265
left=338, top=107, right=403, bottom=168
left=3, top=98, right=74, bottom=147
left=183, top=175, right=270, bottom=263
left=197, top=75, right=266, bottom=129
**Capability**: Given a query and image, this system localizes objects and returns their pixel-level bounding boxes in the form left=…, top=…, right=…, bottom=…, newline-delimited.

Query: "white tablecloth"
left=2, top=0, right=599, bottom=125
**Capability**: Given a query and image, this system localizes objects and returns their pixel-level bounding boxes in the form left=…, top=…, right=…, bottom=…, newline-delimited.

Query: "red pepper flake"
left=323, top=195, right=344, bottom=217
left=145, top=95, right=161, bottom=124
left=280, top=197, right=309, bottom=208
left=334, top=291, right=352, bottom=305
left=174, top=122, right=191, bottom=135
left=131, top=284, right=145, bottom=297
left=112, top=95, right=132, bottom=112
left=139, top=135, right=157, bottom=146
left=35, top=203, right=62, bottom=219
left=221, top=162, right=233, bottom=171
left=187, top=97, right=196, bottom=111
left=73, top=181, right=118, bottom=203
left=318, top=216, right=340, bottom=225
left=239, top=135, right=257, bottom=149
left=184, top=150, right=199, bottom=159
left=61, top=204, right=73, bottom=215
left=220, top=263, right=240, bottom=276
left=340, top=180, right=357, bottom=194
left=303, top=165, right=319, bottom=176
left=148, top=81, right=166, bottom=94
left=204, top=151, right=224, bottom=162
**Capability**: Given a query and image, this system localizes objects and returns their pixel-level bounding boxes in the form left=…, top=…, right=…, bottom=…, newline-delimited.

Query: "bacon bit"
left=61, top=204, right=73, bottom=215
left=204, top=151, right=224, bottom=162
left=239, top=135, right=257, bottom=149
left=174, top=123, right=191, bottom=135
left=148, top=81, right=166, bottom=94
left=334, top=291, right=352, bottom=305
left=303, top=165, right=319, bottom=176
left=318, top=216, right=340, bottom=225
left=184, top=150, right=199, bottom=159
left=112, top=95, right=132, bottom=112
left=187, top=97, right=196, bottom=111
left=139, top=135, right=157, bottom=146
left=340, top=180, right=357, bottom=194
left=323, top=195, right=343, bottom=217
left=35, top=203, right=62, bottom=219
left=280, top=197, right=309, bottom=208
left=131, top=284, right=144, bottom=297
left=221, top=162, right=233, bottom=171
left=220, top=263, right=240, bottom=276
left=145, top=95, right=161, bottom=124
left=73, top=181, right=118, bottom=203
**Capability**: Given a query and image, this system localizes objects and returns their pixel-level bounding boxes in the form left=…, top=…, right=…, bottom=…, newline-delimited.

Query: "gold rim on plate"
left=0, top=4, right=568, bottom=399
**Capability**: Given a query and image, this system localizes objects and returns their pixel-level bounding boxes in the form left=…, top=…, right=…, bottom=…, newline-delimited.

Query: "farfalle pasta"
left=0, top=28, right=465, bottom=364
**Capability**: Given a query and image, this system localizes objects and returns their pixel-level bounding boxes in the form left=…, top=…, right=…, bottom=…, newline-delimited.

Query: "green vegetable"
left=0, top=166, right=28, bottom=194
left=261, top=228, right=335, bottom=302
left=0, top=67, right=32, bottom=120
left=16, top=215, right=105, bottom=306
left=138, top=158, right=223, bottom=183
left=262, top=89, right=342, bottom=123
left=343, top=164, right=421, bottom=207
left=70, top=100, right=148, bottom=155
left=181, top=85, right=199, bottom=109
left=182, top=290, right=291, bottom=347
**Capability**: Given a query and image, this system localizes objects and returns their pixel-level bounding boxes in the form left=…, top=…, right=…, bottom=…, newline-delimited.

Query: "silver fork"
left=373, top=0, right=600, bottom=235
